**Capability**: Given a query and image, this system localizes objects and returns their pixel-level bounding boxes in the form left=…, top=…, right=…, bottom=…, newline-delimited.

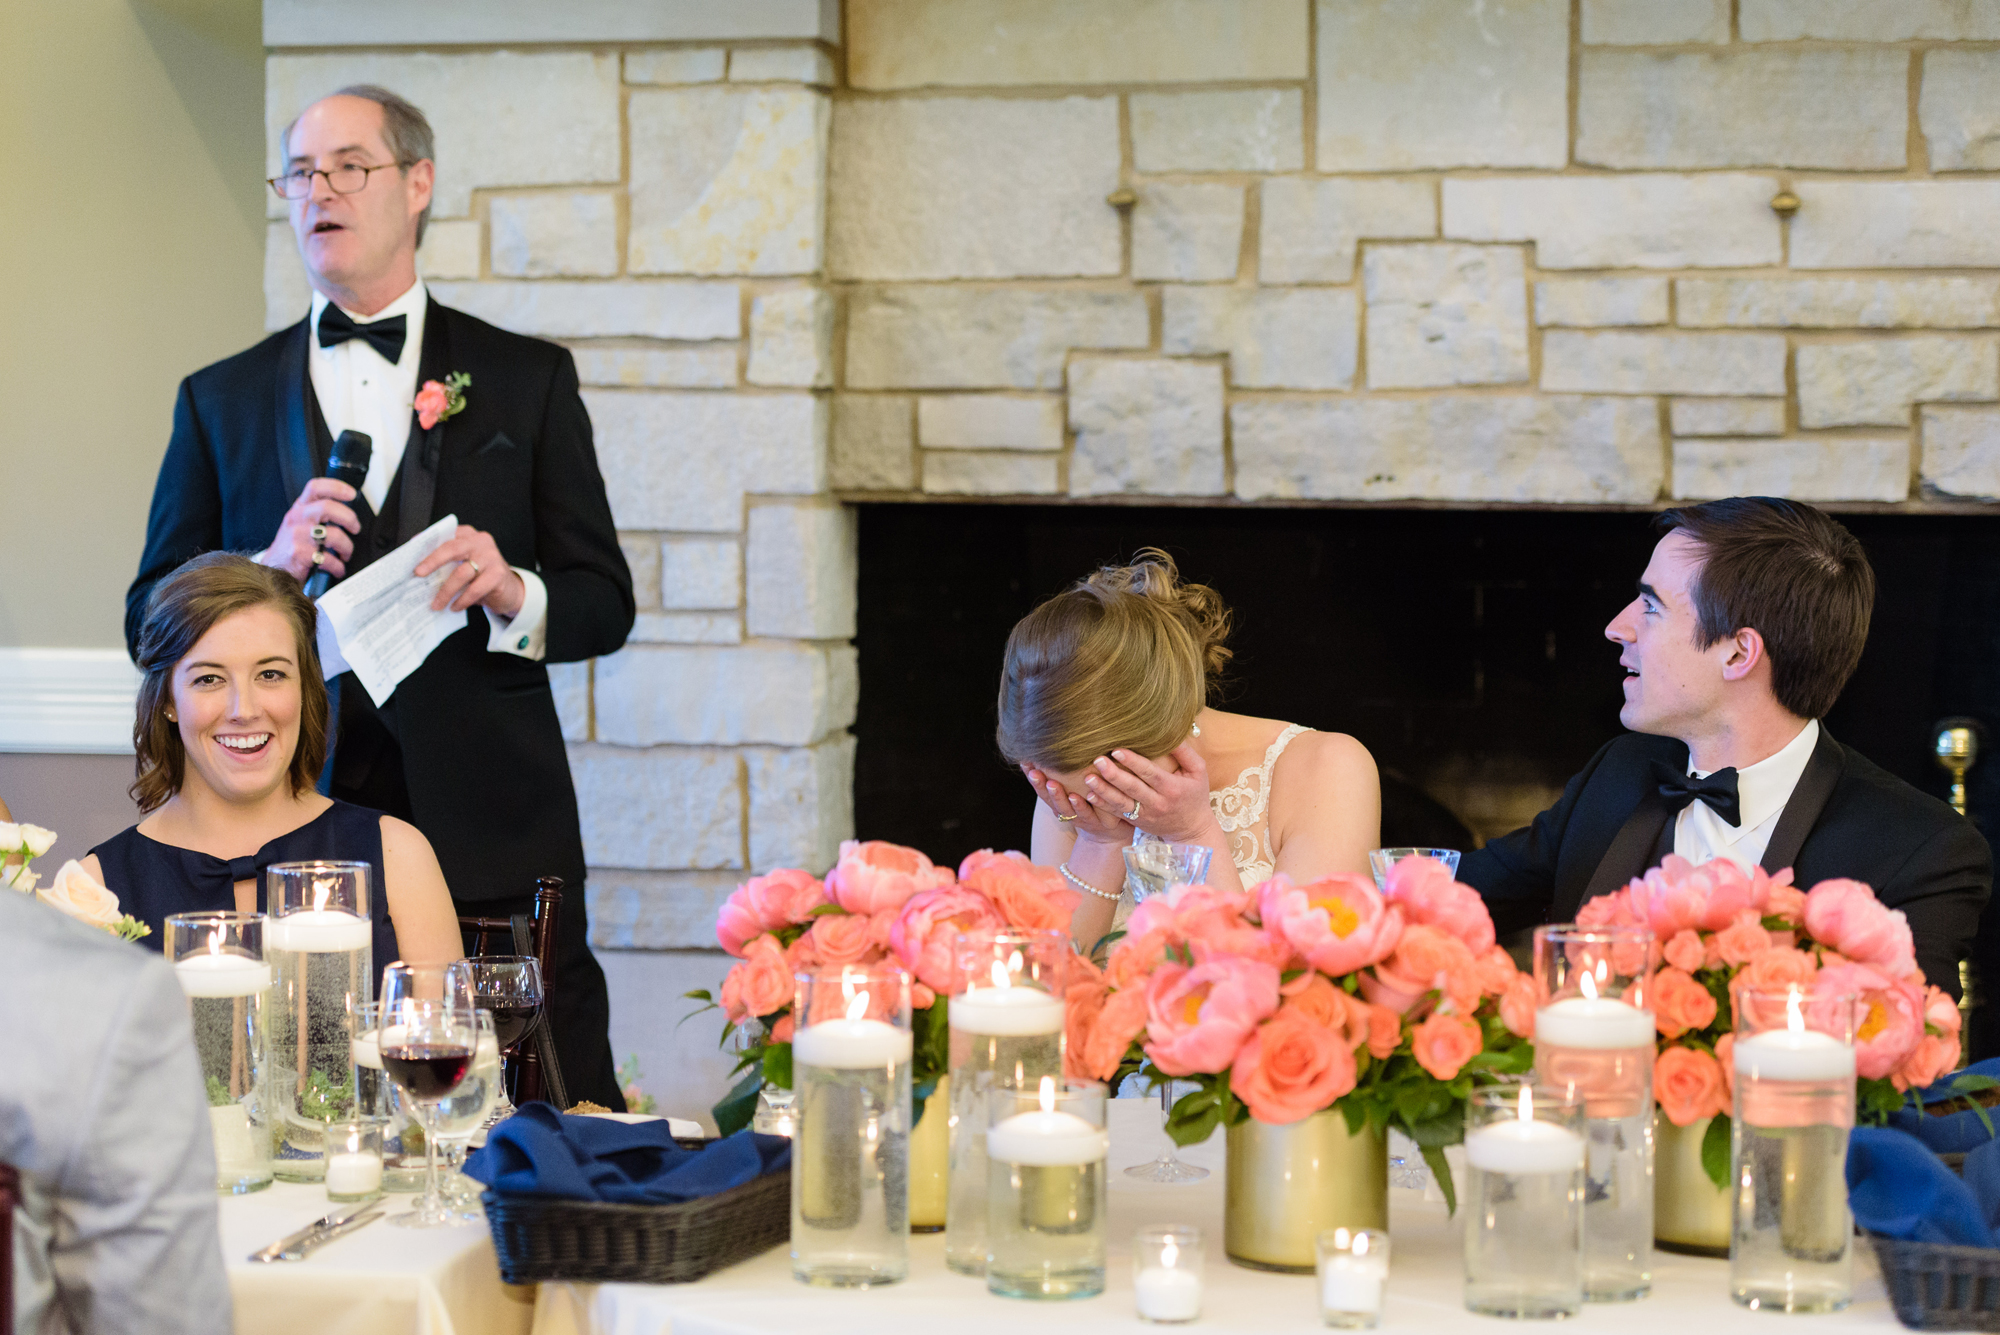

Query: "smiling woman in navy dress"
left=83, top=553, right=460, bottom=967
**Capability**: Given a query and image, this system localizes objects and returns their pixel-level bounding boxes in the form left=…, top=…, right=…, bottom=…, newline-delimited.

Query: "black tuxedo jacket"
left=127, top=299, right=634, bottom=901
left=1460, top=726, right=1992, bottom=997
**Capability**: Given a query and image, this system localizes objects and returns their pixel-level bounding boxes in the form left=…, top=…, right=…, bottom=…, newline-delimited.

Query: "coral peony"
left=719, top=935, right=792, bottom=1022
left=826, top=840, right=954, bottom=916
left=889, top=886, right=1005, bottom=994
left=1499, top=973, right=1543, bottom=1038
left=957, top=849, right=1080, bottom=935
left=1655, top=1045, right=1728, bottom=1126
left=1713, top=910, right=1772, bottom=967
left=717, top=867, right=827, bottom=956
left=1232, top=1007, right=1358, bottom=1124
left=809, top=912, right=877, bottom=966
left=1802, top=879, right=1917, bottom=979
left=1766, top=881, right=1807, bottom=926
left=1663, top=929, right=1706, bottom=975
left=1474, top=945, right=1519, bottom=996
left=1578, top=887, right=1642, bottom=930
left=1814, top=960, right=1924, bottom=1081
left=1384, top=856, right=1496, bottom=954
left=1651, top=967, right=1718, bottom=1040
left=1143, top=955, right=1281, bottom=1077
left=1362, top=923, right=1479, bottom=1016
left=1258, top=874, right=1405, bottom=978
left=1083, top=987, right=1149, bottom=1081
left=1410, top=1012, right=1482, bottom=1081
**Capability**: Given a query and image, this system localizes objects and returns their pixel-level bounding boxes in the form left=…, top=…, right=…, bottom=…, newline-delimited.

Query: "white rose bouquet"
left=1, top=824, right=150, bottom=941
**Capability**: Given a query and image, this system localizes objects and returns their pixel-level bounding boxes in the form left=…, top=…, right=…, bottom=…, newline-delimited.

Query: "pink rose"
left=1578, top=887, right=1642, bottom=930
left=1106, top=926, right=1172, bottom=990
left=809, top=912, right=877, bottom=966
left=1766, top=881, right=1807, bottom=927
left=719, top=935, right=793, bottom=1022
left=1499, top=973, right=1543, bottom=1038
left=957, top=849, right=1081, bottom=935
left=1655, top=1046, right=1728, bottom=1127
left=1714, top=1032, right=1736, bottom=1101
left=717, top=867, right=828, bottom=956
left=1142, top=955, right=1281, bottom=1077
left=1363, top=1001, right=1402, bottom=1060
left=414, top=379, right=450, bottom=430
left=1732, top=946, right=1818, bottom=1008
left=1232, top=1007, right=1358, bottom=1124
left=1802, top=879, right=1917, bottom=979
left=1473, top=945, right=1519, bottom=996
left=1651, top=966, right=1718, bottom=1040
left=1815, top=960, right=1925, bottom=1081
left=1410, top=1012, right=1482, bottom=1081
left=1258, top=873, right=1404, bottom=978
left=1083, top=987, right=1150, bottom=1081
left=1714, top=910, right=1773, bottom=967
left=1662, top=929, right=1706, bottom=975
left=36, top=859, right=124, bottom=929
left=826, top=840, right=954, bottom=916
left=1362, top=923, right=1479, bottom=1016
left=889, top=886, right=1005, bottom=995
left=769, top=1013, right=794, bottom=1044
left=1384, top=856, right=1496, bottom=954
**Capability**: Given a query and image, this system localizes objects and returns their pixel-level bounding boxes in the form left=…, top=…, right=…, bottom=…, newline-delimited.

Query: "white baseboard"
left=0, top=649, right=140, bottom=754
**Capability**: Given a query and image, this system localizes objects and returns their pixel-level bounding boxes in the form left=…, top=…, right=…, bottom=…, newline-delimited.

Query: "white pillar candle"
left=1320, top=1259, right=1385, bottom=1315
left=174, top=953, right=272, bottom=998
left=1135, top=1265, right=1203, bottom=1321
left=949, top=986, right=1066, bottom=1036
left=209, top=1104, right=258, bottom=1169
left=1465, top=1116, right=1585, bottom=1175
left=1534, top=996, right=1655, bottom=1049
left=265, top=910, right=370, bottom=954
left=1731, top=1028, right=1855, bottom=1082
left=792, top=1017, right=913, bottom=1069
left=324, top=1151, right=382, bottom=1197
left=986, top=1108, right=1110, bottom=1166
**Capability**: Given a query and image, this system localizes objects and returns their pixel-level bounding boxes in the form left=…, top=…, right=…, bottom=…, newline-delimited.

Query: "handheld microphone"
left=302, top=430, right=372, bottom=601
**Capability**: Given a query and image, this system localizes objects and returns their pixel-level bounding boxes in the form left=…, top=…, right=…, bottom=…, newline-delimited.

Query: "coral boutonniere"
left=414, top=371, right=470, bottom=430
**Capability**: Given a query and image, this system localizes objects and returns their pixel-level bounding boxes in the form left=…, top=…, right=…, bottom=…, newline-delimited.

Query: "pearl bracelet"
left=1059, top=861, right=1121, bottom=902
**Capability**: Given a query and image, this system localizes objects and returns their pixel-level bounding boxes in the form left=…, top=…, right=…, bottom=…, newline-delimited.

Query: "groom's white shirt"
left=1676, top=718, right=1820, bottom=873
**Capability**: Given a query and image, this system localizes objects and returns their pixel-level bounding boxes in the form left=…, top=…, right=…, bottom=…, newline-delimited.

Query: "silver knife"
left=247, top=1200, right=379, bottom=1263
left=287, top=1207, right=385, bottom=1259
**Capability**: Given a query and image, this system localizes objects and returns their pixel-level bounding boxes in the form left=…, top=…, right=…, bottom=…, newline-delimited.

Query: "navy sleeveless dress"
left=91, top=799, right=400, bottom=968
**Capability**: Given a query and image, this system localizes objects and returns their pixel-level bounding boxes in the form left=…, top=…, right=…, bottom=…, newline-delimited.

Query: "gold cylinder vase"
left=909, top=1073, right=949, bottom=1231
left=1224, top=1109, right=1387, bottom=1272
left=1654, top=1112, right=1730, bottom=1256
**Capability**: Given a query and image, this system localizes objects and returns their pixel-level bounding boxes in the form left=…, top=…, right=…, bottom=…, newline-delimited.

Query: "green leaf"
left=683, top=988, right=714, bottom=1002
left=206, top=1074, right=234, bottom=1108
left=1700, top=1113, right=1732, bottom=1190
left=1856, top=1077, right=1907, bottom=1127
left=804, top=903, right=848, bottom=917
left=713, top=1067, right=764, bottom=1137
left=1089, top=928, right=1127, bottom=962
left=1944, top=1073, right=2000, bottom=1141
left=1165, top=1084, right=1224, bottom=1147
left=762, top=1041, right=794, bottom=1090
left=1420, top=1144, right=1457, bottom=1215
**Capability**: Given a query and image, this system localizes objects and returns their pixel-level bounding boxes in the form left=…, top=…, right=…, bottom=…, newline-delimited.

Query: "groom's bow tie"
left=1650, top=758, right=1742, bottom=828
left=317, top=304, right=407, bottom=364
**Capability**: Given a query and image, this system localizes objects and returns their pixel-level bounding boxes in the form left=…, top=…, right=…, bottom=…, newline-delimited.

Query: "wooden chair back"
left=457, top=876, right=566, bottom=1109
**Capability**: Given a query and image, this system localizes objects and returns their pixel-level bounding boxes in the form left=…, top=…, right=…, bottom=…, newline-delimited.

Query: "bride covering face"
left=996, top=550, right=1381, bottom=949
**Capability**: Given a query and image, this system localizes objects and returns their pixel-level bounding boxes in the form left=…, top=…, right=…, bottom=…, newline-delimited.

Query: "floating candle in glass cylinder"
left=986, top=1077, right=1109, bottom=1300
left=265, top=862, right=372, bottom=1182
left=1134, top=1226, right=1203, bottom=1324
left=1463, top=1084, right=1587, bottom=1320
left=791, top=963, right=913, bottom=1289
left=1533, top=923, right=1657, bottom=1303
left=323, top=1118, right=385, bottom=1201
left=945, top=928, right=1069, bottom=1276
left=169, top=912, right=274, bottom=1194
left=1729, top=985, right=1858, bottom=1314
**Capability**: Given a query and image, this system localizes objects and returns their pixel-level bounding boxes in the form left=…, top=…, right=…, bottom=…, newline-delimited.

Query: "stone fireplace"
left=261, top=0, right=2000, bottom=1115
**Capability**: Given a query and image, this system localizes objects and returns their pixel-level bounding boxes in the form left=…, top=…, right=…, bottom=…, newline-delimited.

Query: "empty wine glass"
left=380, top=960, right=474, bottom=1011
left=1125, top=1075, right=1209, bottom=1183
left=380, top=997, right=479, bottom=1228
left=1367, top=847, right=1461, bottom=889
left=448, top=956, right=543, bottom=1121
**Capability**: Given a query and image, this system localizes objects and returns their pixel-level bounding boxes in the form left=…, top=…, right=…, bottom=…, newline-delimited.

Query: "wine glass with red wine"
left=380, top=997, right=479, bottom=1228
left=447, top=956, right=544, bottom=1122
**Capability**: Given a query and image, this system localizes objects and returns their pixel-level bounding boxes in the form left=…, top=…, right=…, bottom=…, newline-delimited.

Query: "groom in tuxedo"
left=1461, top=497, right=1990, bottom=996
left=127, top=86, right=635, bottom=1104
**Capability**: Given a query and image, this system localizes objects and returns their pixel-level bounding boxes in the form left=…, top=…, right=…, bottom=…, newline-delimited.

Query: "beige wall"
left=0, top=0, right=264, bottom=648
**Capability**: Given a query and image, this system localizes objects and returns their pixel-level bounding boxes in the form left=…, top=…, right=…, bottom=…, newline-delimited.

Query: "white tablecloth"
left=219, top=1182, right=534, bottom=1335
left=531, top=1101, right=1900, bottom=1335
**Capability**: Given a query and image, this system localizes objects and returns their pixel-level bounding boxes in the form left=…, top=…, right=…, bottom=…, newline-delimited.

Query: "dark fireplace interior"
left=853, top=503, right=2000, bottom=874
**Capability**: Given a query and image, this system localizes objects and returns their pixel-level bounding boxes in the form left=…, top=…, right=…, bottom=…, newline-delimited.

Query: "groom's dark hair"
left=1653, top=498, right=1875, bottom=721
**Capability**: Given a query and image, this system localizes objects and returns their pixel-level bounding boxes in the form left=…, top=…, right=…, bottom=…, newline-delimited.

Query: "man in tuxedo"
left=1461, top=497, right=1990, bottom=996
left=128, top=86, right=635, bottom=1104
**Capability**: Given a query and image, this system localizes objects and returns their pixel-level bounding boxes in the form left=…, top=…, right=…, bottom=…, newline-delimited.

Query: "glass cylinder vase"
left=1224, top=1107, right=1388, bottom=1273
left=945, top=928, right=1069, bottom=1275
left=1533, top=922, right=1657, bottom=1302
left=985, top=1078, right=1109, bottom=1300
left=264, top=862, right=372, bottom=1181
left=1463, top=1083, right=1587, bottom=1320
left=168, top=911, right=274, bottom=1194
left=790, top=963, right=913, bottom=1289
left=1729, top=984, right=1857, bottom=1314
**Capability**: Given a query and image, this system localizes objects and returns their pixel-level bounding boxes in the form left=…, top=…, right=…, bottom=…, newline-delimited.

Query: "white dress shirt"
left=1673, top=718, right=1821, bottom=871
left=308, top=280, right=548, bottom=660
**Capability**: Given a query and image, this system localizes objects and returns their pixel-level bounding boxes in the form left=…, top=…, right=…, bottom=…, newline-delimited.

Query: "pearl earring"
left=1191, top=722, right=1202, bottom=738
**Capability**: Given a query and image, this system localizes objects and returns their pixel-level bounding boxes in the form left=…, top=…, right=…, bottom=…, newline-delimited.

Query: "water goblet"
left=1122, top=836, right=1215, bottom=903
left=380, top=997, right=479, bottom=1228
left=429, top=1010, right=501, bottom=1219
left=380, top=960, right=474, bottom=1011
left=1367, top=847, right=1461, bottom=889
left=1124, top=1076, right=1209, bottom=1184
left=448, top=955, right=543, bottom=1121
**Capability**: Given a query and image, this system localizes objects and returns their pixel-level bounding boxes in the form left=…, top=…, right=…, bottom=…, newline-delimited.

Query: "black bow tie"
left=317, top=304, right=407, bottom=364
left=1650, top=758, right=1742, bottom=828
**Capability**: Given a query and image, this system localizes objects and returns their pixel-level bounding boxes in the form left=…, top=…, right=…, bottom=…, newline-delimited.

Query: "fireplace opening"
left=852, top=503, right=2000, bottom=872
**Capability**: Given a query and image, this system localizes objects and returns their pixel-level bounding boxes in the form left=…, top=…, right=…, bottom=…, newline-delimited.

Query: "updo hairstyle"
left=995, top=548, right=1232, bottom=774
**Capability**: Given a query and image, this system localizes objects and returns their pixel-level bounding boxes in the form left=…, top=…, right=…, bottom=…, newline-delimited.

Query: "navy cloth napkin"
left=1886, top=1057, right=2000, bottom=1155
left=463, top=1103, right=791, bottom=1204
left=1848, top=1126, right=2000, bottom=1248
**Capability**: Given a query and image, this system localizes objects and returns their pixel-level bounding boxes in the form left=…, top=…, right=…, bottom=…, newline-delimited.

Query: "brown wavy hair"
left=996, top=548, right=1232, bottom=774
left=131, top=553, right=328, bottom=814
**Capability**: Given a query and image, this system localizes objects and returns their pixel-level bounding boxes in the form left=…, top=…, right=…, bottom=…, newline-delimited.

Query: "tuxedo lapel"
left=1761, top=725, right=1843, bottom=876
left=397, top=298, right=451, bottom=545
left=1569, top=794, right=1674, bottom=918
left=273, top=319, right=316, bottom=504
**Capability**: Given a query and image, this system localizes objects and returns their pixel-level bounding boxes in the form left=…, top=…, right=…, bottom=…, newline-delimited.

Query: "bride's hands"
left=1021, top=763, right=1131, bottom=846
left=1084, top=743, right=1216, bottom=845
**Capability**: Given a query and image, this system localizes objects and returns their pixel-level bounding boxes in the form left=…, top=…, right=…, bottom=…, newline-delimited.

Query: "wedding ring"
left=468, top=560, right=483, bottom=577
left=1056, top=812, right=1078, bottom=823
left=309, top=523, right=327, bottom=543
left=310, top=549, right=326, bottom=567
left=1125, top=799, right=1142, bottom=821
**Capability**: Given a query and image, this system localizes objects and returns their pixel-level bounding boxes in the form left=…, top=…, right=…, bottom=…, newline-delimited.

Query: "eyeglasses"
left=266, top=160, right=411, bottom=201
